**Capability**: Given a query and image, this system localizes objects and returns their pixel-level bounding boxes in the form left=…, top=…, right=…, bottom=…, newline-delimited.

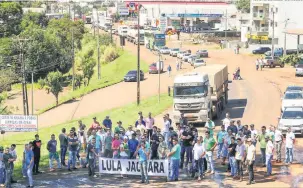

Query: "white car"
left=170, top=48, right=180, bottom=56
left=177, top=51, right=187, bottom=59
left=188, top=55, right=197, bottom=65
left=160, top=47, right=170, bottom=54
left=278, top=107, right=303, bottom=134
left=281, top=91, right=303, bottom=111
left=193, top=59, right=206, bottom=68
left=296, top=64, right=303, bottom=77
left=182, top=53, right=191, bottom=62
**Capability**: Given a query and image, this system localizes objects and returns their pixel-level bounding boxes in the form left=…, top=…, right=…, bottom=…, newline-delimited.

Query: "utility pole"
left=31, top=72, right=34, bottom=115
left=225, top=9, right=227, bottom=48
left=284, top=18, right=290, bottom=56
left=271, top=7, right=276, bottom=59
left=158, top=52, right=161, bottom=103
left=110, top=22, right=113, bottom=43
left=97, top=11, right=101, bottom=80
left=137, top=4, right=141, bottom=105
left=72, top=28, right=75, bottom=91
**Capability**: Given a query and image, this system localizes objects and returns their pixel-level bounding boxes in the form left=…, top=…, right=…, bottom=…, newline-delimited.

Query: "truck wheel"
left=270, top=64, right=274, bottom=68
left=280, top=64, right=284, bottom=68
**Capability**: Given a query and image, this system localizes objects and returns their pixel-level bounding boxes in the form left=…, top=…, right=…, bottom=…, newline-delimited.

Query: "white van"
left=118, top=25, right=129, bottom=37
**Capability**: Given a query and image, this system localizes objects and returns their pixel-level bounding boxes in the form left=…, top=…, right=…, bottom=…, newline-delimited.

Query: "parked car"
left=159, top=47, right=170, bottom=54
left=193, top=59, right=206, bottom=68
left=148, top=61, right=164, bottom=74
left=182, top=53, right=191, bottom=62
left=170, top=48, right=180, bottom=57
left=261, top=56, right=284, bottom=68
left=124, top=70, right=144, bottom=82
left=296, top=64, right=303, bottom=77
left=196, top=50, right=208, bottom=58
left=278, top=106, right=303, bottom=134
left=285, top=86, right=303, bottom=93
left=252, top=47, right=271, bottom=54
left=177, top=51, right=187, bottom=59
left=281, top=91, right=303, bottom=111
left=188, top=55, right=197, bottom=65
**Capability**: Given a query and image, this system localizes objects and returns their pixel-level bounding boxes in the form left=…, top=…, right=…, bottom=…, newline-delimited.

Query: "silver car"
left=182, top=53, right=191, bottom=62
left=296, top=64, right=303, bottom=77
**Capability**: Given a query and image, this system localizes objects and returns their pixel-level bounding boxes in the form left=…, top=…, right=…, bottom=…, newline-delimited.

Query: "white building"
left=249, top=0, right=303, bottom=49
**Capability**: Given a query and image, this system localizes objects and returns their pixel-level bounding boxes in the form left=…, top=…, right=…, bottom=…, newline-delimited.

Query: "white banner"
left=99, top=157, right=169, bottom=176
left=0, top=115, right=38, bottom=132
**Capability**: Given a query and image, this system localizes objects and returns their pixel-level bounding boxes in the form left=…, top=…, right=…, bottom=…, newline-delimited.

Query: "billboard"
left=118, top=7, right=129, bottom=16
left=0, top=115, right=38, bottom=132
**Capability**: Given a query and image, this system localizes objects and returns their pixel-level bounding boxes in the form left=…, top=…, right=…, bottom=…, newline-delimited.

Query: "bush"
left=279, top=54, right=300, bottom=67
left=103, top=45, right=119, bottom=63
left=37, top=78, right=46, bottom=89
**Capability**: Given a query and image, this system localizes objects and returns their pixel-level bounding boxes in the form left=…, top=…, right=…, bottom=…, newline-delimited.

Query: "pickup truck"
left=262, top=56, right=284, bottom=68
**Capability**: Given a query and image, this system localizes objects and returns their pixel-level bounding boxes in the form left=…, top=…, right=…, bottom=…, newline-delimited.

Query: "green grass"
left=11, top=82, right=40, bottom=91
left=37, top=50, right=149, bottom=114
left=4, top=93, right=173, bottom=178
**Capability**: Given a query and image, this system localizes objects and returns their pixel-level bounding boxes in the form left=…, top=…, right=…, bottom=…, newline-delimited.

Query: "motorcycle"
left=233, top=68, right=242, bottom=80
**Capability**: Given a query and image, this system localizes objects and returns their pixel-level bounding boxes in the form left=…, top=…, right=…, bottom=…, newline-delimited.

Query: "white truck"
left=118, top=25, right=129, bottom=37
left=127, top=28, right=145, bottom=45
left=173, top=64, right=228, bottom=124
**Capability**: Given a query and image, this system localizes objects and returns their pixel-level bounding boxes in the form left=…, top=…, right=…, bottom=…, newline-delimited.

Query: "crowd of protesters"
left=0, top=111, right=297, bottom=186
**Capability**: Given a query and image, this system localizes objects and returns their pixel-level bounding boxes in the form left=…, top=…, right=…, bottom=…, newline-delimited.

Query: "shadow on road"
left=225, top=99, right=247, bottom=119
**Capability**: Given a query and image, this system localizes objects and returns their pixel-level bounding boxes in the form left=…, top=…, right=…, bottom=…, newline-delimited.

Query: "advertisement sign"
left=99, top=158, right=169, bottom=176
left=159, top=16, right=167, bottom=34
left=128, top=2, right=137, bottom=13
left=0, top=115, right=38, bottom=132
left=167, top=13, right=222, bottom=18
left=118, top=7, right=129, bottom=16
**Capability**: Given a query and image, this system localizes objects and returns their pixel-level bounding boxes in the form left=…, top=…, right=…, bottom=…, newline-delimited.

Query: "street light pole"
left=158, top=52, right=161, bottom=103
left=283, top=18, right=290, bottom=57
left=271, top=7, right=276, bottom=59
left=137, top=4, right=141, bottom=106
left=31, top=72, right=34, bottom=115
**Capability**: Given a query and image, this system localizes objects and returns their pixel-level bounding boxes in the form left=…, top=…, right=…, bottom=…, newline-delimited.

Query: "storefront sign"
left=246, top=34, right=269, bottom=40
left=0, top=115, right=38, bottom=132
left=118, top=7, right=129, bottom=16
left=99, top=158, right=169, bottom=176
left=167, top=13, right=222, bottom=18
left=159, top=16, right=167, bottom=34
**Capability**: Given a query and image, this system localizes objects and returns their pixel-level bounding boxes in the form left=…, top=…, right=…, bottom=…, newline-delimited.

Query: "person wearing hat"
left=265, top=135, right=274, bottom=176
left=102, top=116, right=112, bottom=132
left=205, top=118, right=215, bottom=138
left=245, top=138, right=256, bottom=185
left=0, top=146, right=4, bottom=186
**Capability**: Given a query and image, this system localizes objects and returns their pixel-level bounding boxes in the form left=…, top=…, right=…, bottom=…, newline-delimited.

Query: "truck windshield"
left=174, top=86, right=206, bottom=96
left=282, top=110, right=303, bottom=119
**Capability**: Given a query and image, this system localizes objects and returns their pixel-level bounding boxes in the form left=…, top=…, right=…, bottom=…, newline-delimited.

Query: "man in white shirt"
left=163, top=115, right=171, bottom=146
left=125, top=125, right=135, bottom=139
left=265, top=136, right=274, bottom=176
left=192, top=136, right=206, bottom=181
left=235, top=138, right=246, bottom=181
left=145, top=112, right=155, bottom=141
left=274, top=127, right=283, bottom=163
left=285, top=128, right=295, bottom=164
left=222, top=113, right=231, bottom=131
left=246, top=138, right=256, bottom=185
left=250, top=124, right=258, bottom=146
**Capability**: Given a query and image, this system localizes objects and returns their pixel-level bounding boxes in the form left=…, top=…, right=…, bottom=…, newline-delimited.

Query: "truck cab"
left=173, top=65, right=228, bottom=124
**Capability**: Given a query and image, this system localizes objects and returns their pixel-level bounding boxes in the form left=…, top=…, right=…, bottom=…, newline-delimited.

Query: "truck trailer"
left=127, top=28, right=145, bottom=45
left=173, top=64, right=228, bottom=124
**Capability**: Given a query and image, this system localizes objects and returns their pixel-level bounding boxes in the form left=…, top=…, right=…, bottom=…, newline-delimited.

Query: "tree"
left=0, top=69, right=17, bottom=92
left=21, top=12, right=48, bottom=30
left=46, top=71, right=63, bottom=106
left=0, top=2, right=23, bottom=37
left=236, top=0, right=250, bottom=13
left=80, top=49, right=96, bottom=85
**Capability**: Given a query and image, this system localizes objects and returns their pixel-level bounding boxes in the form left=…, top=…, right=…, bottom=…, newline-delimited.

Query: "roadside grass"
left=37, top=50, right=149, bottom=114
left=5, top=93, right=173, bottom=178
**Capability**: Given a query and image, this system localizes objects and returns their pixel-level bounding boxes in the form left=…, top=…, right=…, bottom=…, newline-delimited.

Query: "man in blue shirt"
left=47, top=134, right=61, bottom=171
left=25, top=144, right=34, bottom=188
left=68, top=130, right=79, bottom=171
left=128, top=133, right=139, bottom=159
left=134, top=141, right=150, bottom=184
left=102, top=116, right=112, bottom=131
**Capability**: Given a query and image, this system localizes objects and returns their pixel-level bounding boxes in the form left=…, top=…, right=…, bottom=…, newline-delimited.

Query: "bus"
left=144, top=30, right=166, bottom=50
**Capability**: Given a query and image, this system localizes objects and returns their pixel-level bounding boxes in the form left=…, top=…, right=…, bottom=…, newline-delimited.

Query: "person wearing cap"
left=3, top=147, right=15, bottom=188
left=205, top=118, right=215, bottom=138
left=32, top=134, right=42, bottom=174
left=265, top=135, right=274, bottom=176
left=145, top=112, right=155, bottom=141
left=285, top=127, right=295, bottom=164
left=125, top=125, right=134, bottom=139
left=246, top=138, right=256, bottom=185
left=90, top=117, right=101, bottom=130
left=0, top=146, right=4, bottom=186
left=102, top=116, right=112, bottom=131
left=258, top=126, right=267, bottom=167
left=114, top=121, right=125, bottom=135
left=128, top=133, right=139, bottom=159
left=167, top=137, right=181, bottom=181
